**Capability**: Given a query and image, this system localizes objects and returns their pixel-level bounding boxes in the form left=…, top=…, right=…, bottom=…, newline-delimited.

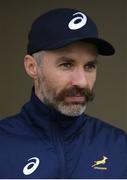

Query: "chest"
left=0, top=132, right=126, bottom=178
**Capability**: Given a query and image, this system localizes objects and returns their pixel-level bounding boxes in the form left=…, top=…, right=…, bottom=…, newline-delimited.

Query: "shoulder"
left=0, top=113, right=33, bottom=136
left=83, top=114, right=127, bottom=146
left=85, top=113, right=127, bottom=133
left=0, top=114, right=22, bottom=129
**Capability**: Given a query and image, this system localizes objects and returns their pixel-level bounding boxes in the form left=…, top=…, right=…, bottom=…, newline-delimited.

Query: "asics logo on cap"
left=68, top=12, right=87, bottom=30
left=23, top=157, right=40, bottom=175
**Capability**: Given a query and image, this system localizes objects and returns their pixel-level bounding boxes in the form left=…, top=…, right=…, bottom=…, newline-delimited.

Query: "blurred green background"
left=0, top=0, right=127, bottom=131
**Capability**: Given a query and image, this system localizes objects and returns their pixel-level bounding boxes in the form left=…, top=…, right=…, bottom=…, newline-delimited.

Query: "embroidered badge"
left=91, top=156, right=108, bottom=170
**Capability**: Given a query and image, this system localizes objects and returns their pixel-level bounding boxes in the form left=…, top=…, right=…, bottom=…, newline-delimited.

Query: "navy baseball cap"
left=27, top=8, right=115, bottom=56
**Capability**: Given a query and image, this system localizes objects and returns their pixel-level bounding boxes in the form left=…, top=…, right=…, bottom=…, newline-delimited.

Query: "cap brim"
left=83, top=38, right=115, bottom=55
left=41, top=37, right=115, bottom=56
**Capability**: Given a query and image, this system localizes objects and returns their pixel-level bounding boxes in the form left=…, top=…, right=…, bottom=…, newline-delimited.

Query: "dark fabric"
left=0, top=89, right=127, bottom=178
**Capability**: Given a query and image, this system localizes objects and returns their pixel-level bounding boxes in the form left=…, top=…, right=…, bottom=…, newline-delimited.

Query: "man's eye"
left=85, top=63, right=97, bottom=71
left=60, top=63, right=73, bottom=69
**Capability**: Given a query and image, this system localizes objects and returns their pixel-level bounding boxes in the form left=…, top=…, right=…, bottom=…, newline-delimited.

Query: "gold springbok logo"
left=91, top=156, right=108, bottom=170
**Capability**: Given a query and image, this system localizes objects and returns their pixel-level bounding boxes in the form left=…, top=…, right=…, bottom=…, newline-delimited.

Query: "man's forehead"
left=41, top=41, right=98, bottom=65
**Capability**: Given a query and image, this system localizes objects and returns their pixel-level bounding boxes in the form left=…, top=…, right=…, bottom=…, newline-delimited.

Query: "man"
left=0, top=8, right=127, bottom=178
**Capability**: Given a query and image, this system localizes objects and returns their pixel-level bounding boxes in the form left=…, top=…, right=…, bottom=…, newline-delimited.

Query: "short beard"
left=37, top=76, right=95, bottom=117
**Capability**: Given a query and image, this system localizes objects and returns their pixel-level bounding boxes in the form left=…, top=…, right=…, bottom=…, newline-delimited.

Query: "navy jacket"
left=0, top=90, right=127, bottom=178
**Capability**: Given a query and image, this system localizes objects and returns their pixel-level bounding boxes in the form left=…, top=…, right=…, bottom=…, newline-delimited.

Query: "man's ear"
left=24, top=55, right=38, bottom=79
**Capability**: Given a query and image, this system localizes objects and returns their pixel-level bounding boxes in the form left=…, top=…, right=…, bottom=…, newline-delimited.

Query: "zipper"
left=52, top=121, right=67, bottom=178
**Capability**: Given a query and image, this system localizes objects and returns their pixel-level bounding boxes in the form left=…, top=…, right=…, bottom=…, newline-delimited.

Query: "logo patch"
left=68, top=12, right=87, bottom=30
left=91, top=156, right=108, bottom=170
left=23, top=157, right=40, bottom=175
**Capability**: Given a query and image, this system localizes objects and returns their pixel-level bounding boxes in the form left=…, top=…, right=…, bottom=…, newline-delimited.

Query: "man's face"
left=35, top=41, right=98, bottom=116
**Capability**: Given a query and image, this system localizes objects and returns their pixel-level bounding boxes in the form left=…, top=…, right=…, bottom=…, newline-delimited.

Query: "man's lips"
left=65, top=96, right=85, bottom=103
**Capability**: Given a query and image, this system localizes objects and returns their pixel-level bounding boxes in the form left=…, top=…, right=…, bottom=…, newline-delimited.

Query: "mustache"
left=55, top=86, right=95, bottom=102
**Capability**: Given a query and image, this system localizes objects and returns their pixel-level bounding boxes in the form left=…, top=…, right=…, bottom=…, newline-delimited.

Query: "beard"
left=37, top=75, right=95, bottom=117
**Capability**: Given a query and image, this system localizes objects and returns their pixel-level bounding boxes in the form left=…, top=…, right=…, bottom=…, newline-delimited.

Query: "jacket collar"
left=22, top=88, right=87, bottom=140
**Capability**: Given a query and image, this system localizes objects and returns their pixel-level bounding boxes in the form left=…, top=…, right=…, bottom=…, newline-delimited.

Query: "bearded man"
left=0, top=8, right=127, bottom=179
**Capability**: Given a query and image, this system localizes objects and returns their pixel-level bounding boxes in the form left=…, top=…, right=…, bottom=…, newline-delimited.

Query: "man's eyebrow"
left=55, top=56, right=98, bottom=64
left=86, top=59, right=98, bottom=64
left=55, top=57, right=75, bottom=64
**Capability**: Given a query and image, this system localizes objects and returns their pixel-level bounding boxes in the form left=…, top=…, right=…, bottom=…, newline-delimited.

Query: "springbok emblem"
left=91, top=156, right=108, bottom=170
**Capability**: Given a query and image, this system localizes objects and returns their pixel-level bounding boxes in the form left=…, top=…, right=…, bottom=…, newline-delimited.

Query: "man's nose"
left=71, top=69, right=88, bottom=88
